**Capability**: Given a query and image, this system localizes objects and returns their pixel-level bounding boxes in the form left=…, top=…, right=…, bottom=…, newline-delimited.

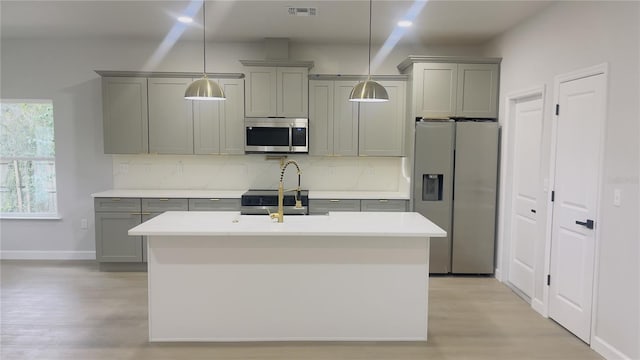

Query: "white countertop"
left=91, top=189, right=246, bottom=199
left=129, top=211, right=445, bottom=238
left=91, top=189, right=409, bottom=200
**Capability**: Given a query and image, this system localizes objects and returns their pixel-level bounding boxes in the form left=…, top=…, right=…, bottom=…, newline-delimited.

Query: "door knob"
left=575, top=219, right=594, bottom=229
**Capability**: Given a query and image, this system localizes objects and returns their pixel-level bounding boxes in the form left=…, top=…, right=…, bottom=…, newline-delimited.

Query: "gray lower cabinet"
left=188, top=198, right=241, bottom=211
left=361, top=199, right=408, bottom=212
left=95, top=197, right=238, bottom=268
left=309, top=199, right=408, bottom=214
left=309, top=199, right=361, bottom=214
left=95, top=198, right=143, bottom=262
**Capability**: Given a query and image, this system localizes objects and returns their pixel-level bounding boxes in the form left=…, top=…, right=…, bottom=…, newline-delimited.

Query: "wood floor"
left=1, top=260, right=602, bottom=360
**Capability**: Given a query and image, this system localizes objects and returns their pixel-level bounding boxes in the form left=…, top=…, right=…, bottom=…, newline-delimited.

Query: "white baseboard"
left=591, top=335, right=633, bottom=360
left=531, top=298, right=547, bottom=317
left=494, top=268, right=502, bottom=282
left=0, top=250, right=96, bottom=260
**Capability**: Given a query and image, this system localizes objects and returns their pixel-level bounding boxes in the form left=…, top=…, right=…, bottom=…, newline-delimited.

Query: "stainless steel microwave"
left=244, top=118, right=309, bottom=154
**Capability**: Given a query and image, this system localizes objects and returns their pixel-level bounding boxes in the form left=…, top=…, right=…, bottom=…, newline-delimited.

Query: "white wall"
left=0, top=37, right=481, bottom=258
left=485, top=2, right=639, bottom=359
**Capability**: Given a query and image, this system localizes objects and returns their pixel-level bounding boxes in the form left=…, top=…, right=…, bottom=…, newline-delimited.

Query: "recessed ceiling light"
left=178, top=16, right=194, bottom=24
left=397, top=20, right=413, bottom=28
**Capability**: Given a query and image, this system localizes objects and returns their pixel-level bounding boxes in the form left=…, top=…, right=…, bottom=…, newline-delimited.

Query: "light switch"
left=80, top=218, right=88, bottom=229
left=613, top=189, right=621, bottom=207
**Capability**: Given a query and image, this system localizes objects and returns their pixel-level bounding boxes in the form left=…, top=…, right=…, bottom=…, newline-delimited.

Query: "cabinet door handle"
left=329, top=199, right=340, bottom=202
left=531, top=209, right=536, bottom=213
left=158, top=198, right=169, bottom=201
left=111, top=198, right=121, bottom=201
left=209, top=198, right=221, bottom=201
left=379, top=199, right=389, bottom=203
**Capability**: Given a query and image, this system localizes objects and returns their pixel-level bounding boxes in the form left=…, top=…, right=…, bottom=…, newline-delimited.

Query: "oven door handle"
left=288, top=124, right=293, bottom=152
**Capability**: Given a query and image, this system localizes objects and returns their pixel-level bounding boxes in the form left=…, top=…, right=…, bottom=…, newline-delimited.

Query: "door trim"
left=497, top=85, right=546, bottom=311
left=546, top=63, right=608, bottom=342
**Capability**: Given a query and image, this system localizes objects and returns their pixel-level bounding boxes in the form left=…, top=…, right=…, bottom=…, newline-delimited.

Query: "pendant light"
left=349, top=0, right=388, bottom=102
left=184, top=0, right=225, bottom=100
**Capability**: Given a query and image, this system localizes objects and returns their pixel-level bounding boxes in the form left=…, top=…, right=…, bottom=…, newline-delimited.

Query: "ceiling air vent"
left=287, top=7, right=317, bottom=16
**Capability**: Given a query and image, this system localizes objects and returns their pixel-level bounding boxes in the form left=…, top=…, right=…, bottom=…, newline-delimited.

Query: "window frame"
left=0, top=99, right=60, bottom=219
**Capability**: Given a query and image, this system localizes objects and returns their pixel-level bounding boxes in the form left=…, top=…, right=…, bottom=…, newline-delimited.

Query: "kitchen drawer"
left=141, top=198, right=189, bottom=212
left=309, top=199, right=361, bottom=214
left=94, top=198, right=141, bottom=212
left=188, top=198, right=241, bottom=211
left=361, top=199, right=408, bottom=212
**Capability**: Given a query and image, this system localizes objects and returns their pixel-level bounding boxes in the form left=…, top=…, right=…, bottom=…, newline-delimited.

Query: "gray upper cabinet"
left=245, top=66, right=308, bottom=117
left=218, top=79, right=246, bottom=154
left=99, top=71, right=244, bottom=155
left=402, top=59, right=500, bottom=119
left=309, top=80, right=359, bottom=156
left=358, top=80, right=406, bottom=156
left=245, top=67, right=277, bottom=117
left=194, top=78, right=245, bottom=155
left=148, top=77, right=194, bottom=154
left=413, top=63, right=458, bottom=119
left=102, top=77, right=149, bottom=154
left=455, top=64, right=499, bottom=118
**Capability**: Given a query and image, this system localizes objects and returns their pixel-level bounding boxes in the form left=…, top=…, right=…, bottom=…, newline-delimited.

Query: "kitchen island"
left=129, top=211, right=445, bottom=342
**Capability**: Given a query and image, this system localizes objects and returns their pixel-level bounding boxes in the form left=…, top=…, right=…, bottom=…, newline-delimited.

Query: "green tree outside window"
left=0, top=101, right=58, bottom=216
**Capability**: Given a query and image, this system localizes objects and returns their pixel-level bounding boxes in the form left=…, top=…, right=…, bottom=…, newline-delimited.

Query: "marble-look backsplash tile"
left=113, top=155, right=409, bottom=192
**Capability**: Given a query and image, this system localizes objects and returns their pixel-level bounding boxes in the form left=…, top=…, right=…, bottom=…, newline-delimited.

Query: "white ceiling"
left=0, top=0, right=554, bottom=45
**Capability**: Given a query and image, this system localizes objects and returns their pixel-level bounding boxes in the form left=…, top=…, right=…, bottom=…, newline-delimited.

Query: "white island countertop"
left=129, top=211, right=445, bottom=238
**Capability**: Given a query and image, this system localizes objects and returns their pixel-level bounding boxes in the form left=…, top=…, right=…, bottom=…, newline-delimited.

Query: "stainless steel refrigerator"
left=413, top=120, right=499, bottom=274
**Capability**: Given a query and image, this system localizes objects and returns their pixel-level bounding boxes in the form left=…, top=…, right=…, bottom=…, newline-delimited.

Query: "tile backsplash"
left=113, top=155, right=410, bottom=193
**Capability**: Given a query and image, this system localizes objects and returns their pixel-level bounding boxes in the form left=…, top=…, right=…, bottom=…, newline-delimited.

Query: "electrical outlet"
left=613, top=189, right=621, bottom=207
left=80, top=218, right=88, bottom=229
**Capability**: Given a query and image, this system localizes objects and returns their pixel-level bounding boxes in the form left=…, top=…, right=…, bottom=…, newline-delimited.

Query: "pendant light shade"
left=185, top=0, right=225, bottom=101
left=349, top=79, right=389, bottom=103
left=349, top=0, right=388, bottom=102
left=184, top=76, right=225, bottom=100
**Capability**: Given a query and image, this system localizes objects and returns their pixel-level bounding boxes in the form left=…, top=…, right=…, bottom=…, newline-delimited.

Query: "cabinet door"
left=95, top=212, right=142, bottom=262
left=333, top=81, right=360, bottom=156
left=309, top=199, right=361, bottom=214
left=359, top=81, right=406, bottom=156
left=141, top=198, right=188, bottom=212
left=361, top=199, right=408, bottom=212
left=102, top=77, right=148, bottom=154
left=188, top=198, right=241, bottom=211
left=277, top=67, right=308, bottom=117
left=414, top=63, right=458, bottom=119
left=245, top=67, right=277, bottom=117
left=219, top=79, right=245, bottom=154
left=455, top=63, right=499, bottom=118
left=193, top=93, right=221, bottom=154
left=148, top=77, right=194, bottom=154
left=309, top=80, right=334, bottom=156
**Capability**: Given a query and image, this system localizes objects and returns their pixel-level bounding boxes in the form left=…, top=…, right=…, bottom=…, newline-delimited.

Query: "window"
left=0, top=100, right=58, bottom=217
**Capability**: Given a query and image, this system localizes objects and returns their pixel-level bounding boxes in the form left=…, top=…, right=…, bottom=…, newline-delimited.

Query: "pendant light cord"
left=202, top=0, right=207, bottom=75
left=367, top=0, right=372, bottom=78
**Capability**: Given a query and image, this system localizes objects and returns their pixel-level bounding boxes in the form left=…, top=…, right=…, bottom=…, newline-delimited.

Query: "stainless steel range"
left=240, top=189, right=309, bottom=215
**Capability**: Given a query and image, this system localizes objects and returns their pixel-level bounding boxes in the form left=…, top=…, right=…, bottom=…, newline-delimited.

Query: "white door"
left=508, top=96, right=543, bottom=299
left=549, top=72, right=606, bottom=343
